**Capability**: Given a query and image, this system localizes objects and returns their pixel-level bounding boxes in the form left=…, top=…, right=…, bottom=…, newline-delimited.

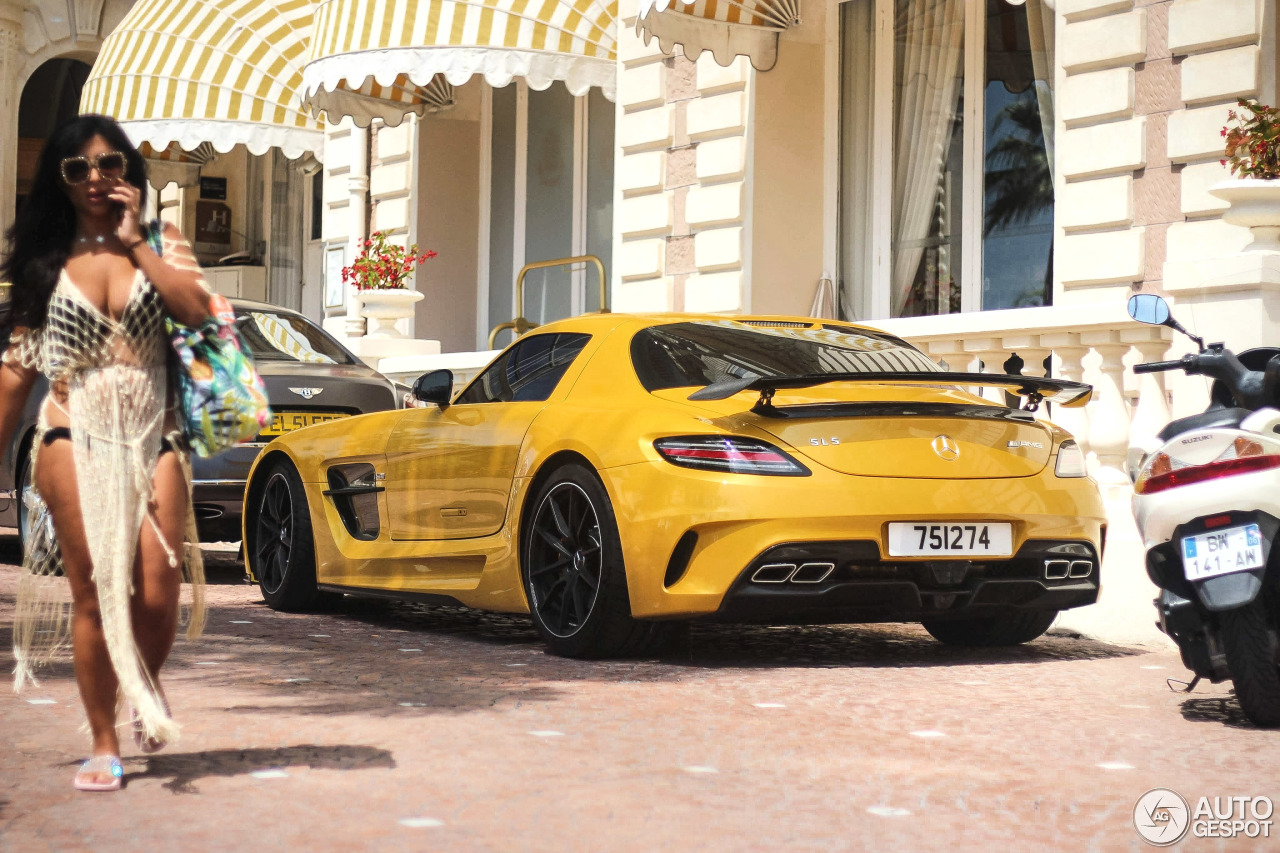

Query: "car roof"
left=521, top=312, right=900, bottom=340
left=228, top=297, right=306, bottom=318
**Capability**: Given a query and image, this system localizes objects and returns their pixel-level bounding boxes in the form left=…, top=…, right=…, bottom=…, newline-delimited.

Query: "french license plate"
left=259, top=411, right=348, bottom=436
left=887, top=522, right=1013, bottom=557
left=1181, top=524, right=1264, bottom=581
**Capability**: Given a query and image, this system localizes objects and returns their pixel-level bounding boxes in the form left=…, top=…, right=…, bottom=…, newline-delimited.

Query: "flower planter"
left=358, top=288, right=424, bottom=338
left=1209, top=178, right=1280, bottom=252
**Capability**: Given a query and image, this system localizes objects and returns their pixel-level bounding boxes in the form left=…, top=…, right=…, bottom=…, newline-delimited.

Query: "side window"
left=455, top=333, right=591, bottom=404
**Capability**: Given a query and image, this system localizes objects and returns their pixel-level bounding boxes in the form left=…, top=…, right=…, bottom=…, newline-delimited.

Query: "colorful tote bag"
left=150, top=224, right=272, bottom=457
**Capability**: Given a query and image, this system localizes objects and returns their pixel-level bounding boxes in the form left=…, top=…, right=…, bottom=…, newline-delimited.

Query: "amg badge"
left=1007, top=440, right=1044, bottom=449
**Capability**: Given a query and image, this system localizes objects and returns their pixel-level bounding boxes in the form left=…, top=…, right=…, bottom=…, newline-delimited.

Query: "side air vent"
left=664, top=531, right=699, bottom=588
left=324, top=463, right=384, bottom=541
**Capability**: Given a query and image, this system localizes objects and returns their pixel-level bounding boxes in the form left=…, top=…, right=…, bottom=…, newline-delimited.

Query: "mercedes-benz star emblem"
left=931, top=434, right=960, bottom=461
left=289, top=387, right=323, bottom=400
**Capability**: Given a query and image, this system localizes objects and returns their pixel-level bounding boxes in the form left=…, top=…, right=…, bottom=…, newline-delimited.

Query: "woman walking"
left=0, top=115, right=211, bottom=791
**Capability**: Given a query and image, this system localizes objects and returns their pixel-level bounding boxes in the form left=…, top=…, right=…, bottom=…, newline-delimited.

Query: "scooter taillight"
left=1135, top=452, right=1280, bottom=494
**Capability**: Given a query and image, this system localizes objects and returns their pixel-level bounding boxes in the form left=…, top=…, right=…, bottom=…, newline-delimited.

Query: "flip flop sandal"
left=74, top=755, right=123, bottom=792
left=131, top=695, right=171, bottom=754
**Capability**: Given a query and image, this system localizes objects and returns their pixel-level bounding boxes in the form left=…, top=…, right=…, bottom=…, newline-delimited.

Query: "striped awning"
left=139, top=141, right=218, bottom=189
left=80, top=0, right=325, bottom=161
left=302, top=0, right=618, bottom=127
left=636, top=0, right=800, bottom=71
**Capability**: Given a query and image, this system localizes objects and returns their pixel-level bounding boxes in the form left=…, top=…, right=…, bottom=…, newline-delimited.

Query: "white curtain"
left=891, top=0, right=965, bottom=316
left=1026, top=0, right=1056, bottom=178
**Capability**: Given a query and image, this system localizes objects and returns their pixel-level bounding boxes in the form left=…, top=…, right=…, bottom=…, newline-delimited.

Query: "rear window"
left=630, top=320, right=940, bottom=392
left=234, top=310, right=356, bottom=365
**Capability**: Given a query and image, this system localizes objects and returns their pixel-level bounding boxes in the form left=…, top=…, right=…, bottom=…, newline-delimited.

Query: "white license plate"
left=887, top=522, right=1013, bottom=557
left=1181, top=524, right=1265, bottom=581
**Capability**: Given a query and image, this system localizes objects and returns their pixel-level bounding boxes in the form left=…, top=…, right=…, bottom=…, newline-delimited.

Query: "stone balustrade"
left=874, top=303, right=1174, bottom=488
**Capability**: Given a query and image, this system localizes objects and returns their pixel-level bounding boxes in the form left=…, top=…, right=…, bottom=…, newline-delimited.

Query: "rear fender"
left=1197, top=569, right=1266, bottom=611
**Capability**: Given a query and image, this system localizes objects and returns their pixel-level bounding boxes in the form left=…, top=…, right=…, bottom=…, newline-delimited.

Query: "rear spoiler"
left=688, top=371, right=1093, bottom=414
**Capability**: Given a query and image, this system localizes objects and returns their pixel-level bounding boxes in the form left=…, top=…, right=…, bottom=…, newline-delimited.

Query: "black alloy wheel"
left=527, top=479, right=604, bottom=638
left=522, top=464, right=665, bottom=658
left=16, top=444, right=33, bottom=555
left=253, top=460, right=326, bottom=612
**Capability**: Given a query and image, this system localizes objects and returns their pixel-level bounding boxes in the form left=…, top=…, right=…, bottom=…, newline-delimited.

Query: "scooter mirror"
left=1127, top=293, right=1170, bottom=326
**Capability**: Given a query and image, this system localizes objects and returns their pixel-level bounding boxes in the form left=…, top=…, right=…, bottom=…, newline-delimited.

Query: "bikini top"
left=3, top=269, right=169, bottom=392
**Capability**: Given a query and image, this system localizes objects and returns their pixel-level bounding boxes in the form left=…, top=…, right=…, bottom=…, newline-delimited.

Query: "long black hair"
left=1, top=114, right=148, bottom=331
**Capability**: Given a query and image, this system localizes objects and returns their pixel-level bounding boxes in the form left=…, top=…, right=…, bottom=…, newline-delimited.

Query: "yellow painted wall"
left=748, top=9, right=828, bottom=317
left=414, top=85, right=482, bottom=352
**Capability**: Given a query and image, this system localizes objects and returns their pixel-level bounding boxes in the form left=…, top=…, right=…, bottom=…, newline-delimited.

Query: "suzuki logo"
left=931, top=435, right=960, bottom=461
left=289, top=387, right=323, bottom=400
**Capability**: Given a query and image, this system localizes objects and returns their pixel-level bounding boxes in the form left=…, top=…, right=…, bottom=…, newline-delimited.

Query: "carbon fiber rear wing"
left=688, top=371, right=1093, bottom=414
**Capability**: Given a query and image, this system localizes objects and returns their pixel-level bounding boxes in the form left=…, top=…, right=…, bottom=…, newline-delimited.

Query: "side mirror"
left=1127, top=293, right=1170, bottom=326
left=410, top=369, right=454, bottom=408
left=1127, top=293, right=1206, bottom=352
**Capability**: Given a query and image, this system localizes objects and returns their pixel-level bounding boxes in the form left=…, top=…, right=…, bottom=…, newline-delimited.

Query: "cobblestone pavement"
left=0, top=534, right=1275, bottom=852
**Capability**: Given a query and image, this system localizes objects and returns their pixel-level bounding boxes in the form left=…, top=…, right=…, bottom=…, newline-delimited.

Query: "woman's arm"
left=127, top=223, right=212, bottom=327
left=0, top=336, right=39, bottom=457
left=111, top=182, right=211, bottom=327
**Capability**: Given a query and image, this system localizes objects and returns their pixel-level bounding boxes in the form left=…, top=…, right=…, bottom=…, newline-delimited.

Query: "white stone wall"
left=614, top=5, right=753, bottom=313
left=0, top=0, right=136, bottom=239
left=1055, top=0, right=1152, bottom=303
left=1055, top=0, right=1272, bottom=300
left=1162, top=0, right=1269, bottom=292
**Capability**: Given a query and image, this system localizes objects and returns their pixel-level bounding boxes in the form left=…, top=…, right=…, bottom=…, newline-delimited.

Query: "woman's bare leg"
left=131, top=449, right=186, bottom=682
left=34, top=438, right=120, bottom=775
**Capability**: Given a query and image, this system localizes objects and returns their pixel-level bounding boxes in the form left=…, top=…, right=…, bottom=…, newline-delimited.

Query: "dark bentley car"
left=0, top=298, right=400, bottom=545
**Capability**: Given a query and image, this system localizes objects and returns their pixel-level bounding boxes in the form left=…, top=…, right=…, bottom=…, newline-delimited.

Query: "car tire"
left=250, top=459, right=330, bottom=612
left=921, top=609, right=1058, bottom=646
left=521, top=463, right=654, bottom=658
left=15, top=440, right=33, bottom=556
left=1219, top=601, right=1280, bottom=728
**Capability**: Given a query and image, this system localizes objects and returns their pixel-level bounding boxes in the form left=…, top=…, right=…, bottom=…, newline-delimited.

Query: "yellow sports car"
left=243, top=314, right=1105, bottom=657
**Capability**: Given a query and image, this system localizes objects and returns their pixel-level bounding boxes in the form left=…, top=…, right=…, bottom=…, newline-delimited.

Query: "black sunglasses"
left=60, top=151, right=128, bottom=185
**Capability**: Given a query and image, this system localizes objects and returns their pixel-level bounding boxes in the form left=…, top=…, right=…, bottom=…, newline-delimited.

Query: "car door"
left=384, top=333, right=590, bottom=540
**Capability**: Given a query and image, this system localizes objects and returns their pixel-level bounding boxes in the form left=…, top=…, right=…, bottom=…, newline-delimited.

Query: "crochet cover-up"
left=4, top=241, right=206, bottom=746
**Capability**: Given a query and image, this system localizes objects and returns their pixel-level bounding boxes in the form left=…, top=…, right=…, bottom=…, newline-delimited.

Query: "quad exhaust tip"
left=1045, top=559, right=1092, bottom=580
left=751, top=562, right=835, bottom=584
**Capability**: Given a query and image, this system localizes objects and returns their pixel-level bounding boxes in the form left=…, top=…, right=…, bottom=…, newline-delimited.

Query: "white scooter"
left=1128, top=293, right=1280, bottom=727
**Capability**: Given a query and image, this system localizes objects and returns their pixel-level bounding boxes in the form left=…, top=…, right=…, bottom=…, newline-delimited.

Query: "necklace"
left=75, top=234, right=111, bottom=245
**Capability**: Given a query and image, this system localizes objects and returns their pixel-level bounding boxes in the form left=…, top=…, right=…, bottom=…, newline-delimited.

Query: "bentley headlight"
left=1055, top=440, right=1087, bottom=478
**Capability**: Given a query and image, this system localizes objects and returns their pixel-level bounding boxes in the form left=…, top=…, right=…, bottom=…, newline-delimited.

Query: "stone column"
left=0, top=3, right=23, bottom=244
left=345, top=124, right=369, bottom=338
left=1126, top=327, right=1174, bottom=475
left=1080, top=330, right=1133, bottom=487
left=1041, top=332, right=1091, bottom=454
left=964, top=337, right=1011, bottom=404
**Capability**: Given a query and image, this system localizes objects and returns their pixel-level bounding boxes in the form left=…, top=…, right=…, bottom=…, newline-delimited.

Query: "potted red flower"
left=342, top=231, right=437, bottom=337
left=1211, top=98, right=1280, bottom=252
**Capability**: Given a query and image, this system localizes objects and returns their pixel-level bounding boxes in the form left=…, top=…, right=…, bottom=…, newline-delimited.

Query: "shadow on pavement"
left=1179, top=695, right=1257, bottom=729
left=127, top=744, right=396, bottom=794
left=335, top=599, right=1145, bottom=670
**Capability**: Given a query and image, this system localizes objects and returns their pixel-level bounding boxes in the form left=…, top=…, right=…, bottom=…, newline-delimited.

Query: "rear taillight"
left=1135, top=437, right=1280, bottom=494
left=654, top=436, right=811, bottom=476
left=1054, top=440, right=1087, bottom=478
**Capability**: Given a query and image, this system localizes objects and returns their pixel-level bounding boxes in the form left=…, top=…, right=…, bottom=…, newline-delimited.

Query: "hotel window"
left=839, top=0, right=1055, bottom=319
left=486, top=82, right=615, bottom=344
